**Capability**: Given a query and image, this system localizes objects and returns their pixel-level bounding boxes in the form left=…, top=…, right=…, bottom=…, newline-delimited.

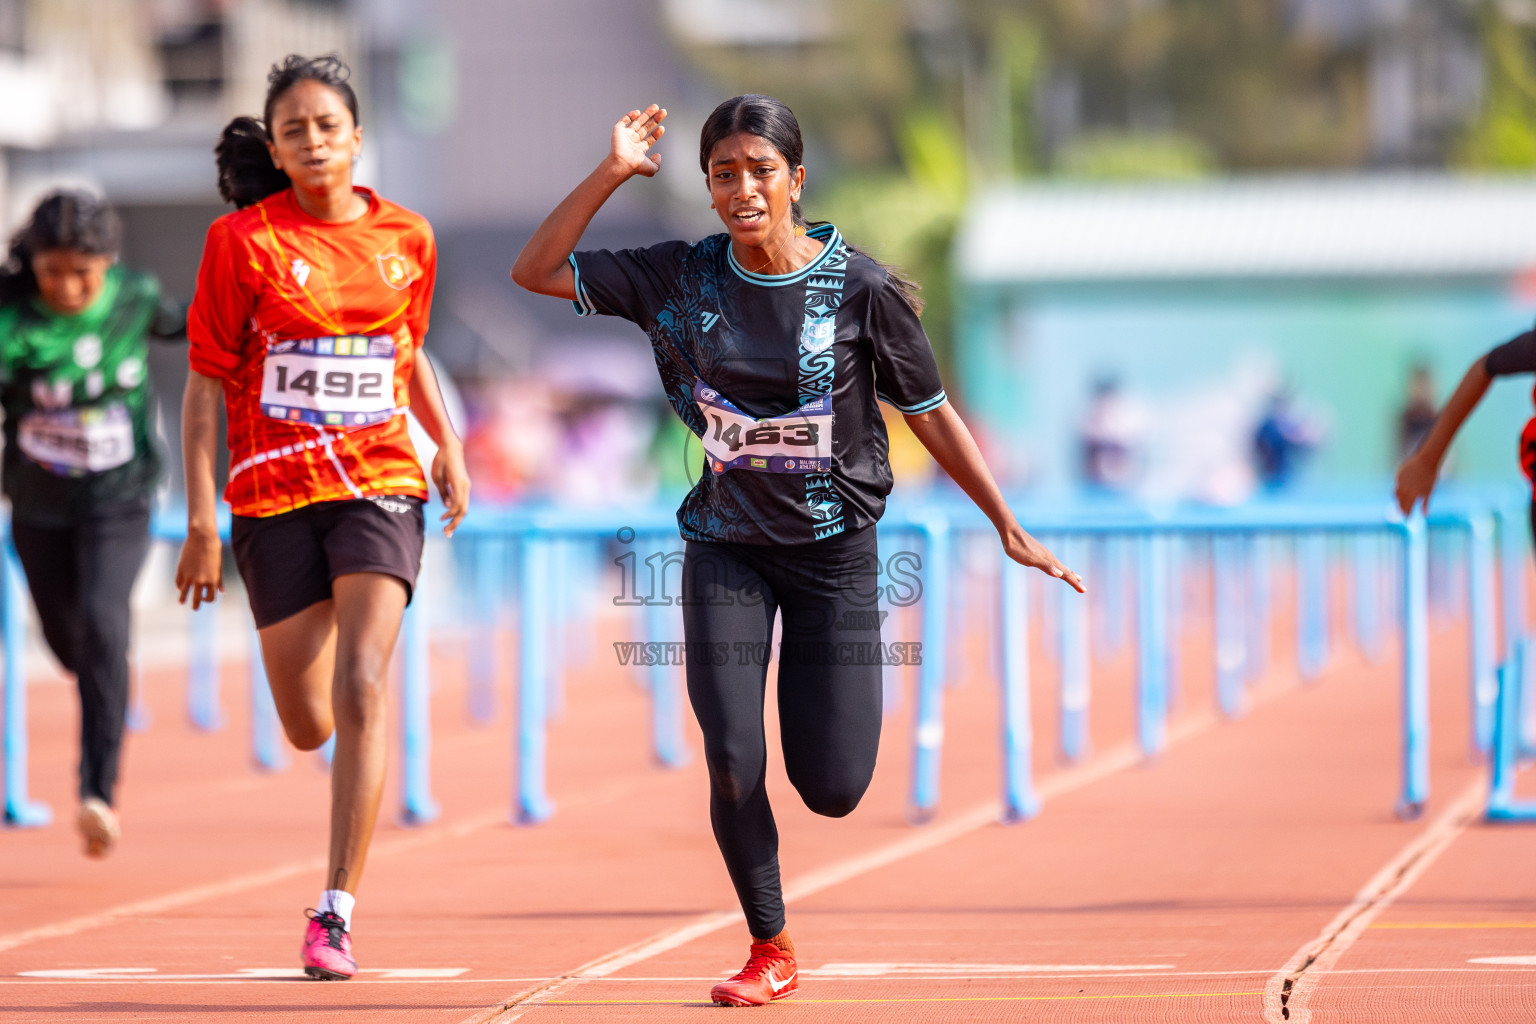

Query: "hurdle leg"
left=1058, top=535, right=1090, bottom=762
left=468, top=535, right=503, bottom=725
left=1297, top=532, right=1329, bottom=681
left=909, top=517, right=951, bottom=822
left=1469, top=516, right=1499, bottom=757
left=1496, top=506, right=1531, bottom=753
left=126, top=643, right=152, bottom=733
left=249, top=622, right=288, bottom=773
left=999, top=555, right=1039, bottom=823
left=398, top=571, right=439, bottom=825
left=1165, top=535, right=1183, bottom=707
left=1245, top=534, right=1271, bottom=683
left=1136, top=533, right=1169, bottom=757
left=1214, top=534, right=1247, bottom=719
left=1397, top=516, right=1430, bottom=820
left=2, top=538, right=50, bottom=827
left=645, top=594, right=689, bottom=769
left=187, top=599, right=223, bottom=731
left=1353, top=531, right=1385, bottom=663
left=514, top=534, right=554, bottom=825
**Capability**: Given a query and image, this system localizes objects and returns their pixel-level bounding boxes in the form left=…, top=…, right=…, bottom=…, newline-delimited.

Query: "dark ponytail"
left=216, top=116, right=288, bottom=208
left=699, top=94, right=924, bottom=315
left=0, top=190, right=121, bottom=304
left=214, top=53, right=361, bottom=209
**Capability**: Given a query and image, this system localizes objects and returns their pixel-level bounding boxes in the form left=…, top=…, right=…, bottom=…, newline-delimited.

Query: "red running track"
left=1, top=581, right=1534, bottom=1022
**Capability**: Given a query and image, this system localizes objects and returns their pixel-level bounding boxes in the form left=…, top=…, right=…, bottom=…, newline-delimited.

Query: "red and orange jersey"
left=187, top=187, right=435, bottom=517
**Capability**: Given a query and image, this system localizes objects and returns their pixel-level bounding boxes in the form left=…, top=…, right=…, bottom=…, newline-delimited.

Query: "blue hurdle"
left=1057, top=535, right=1091, bottom=760
left=999, top=554, right=1040, bottom=822
left=2, top=536, right=50, bottom=827
left=8, top=493, right=1529, bottom=837
left=1487, top=639, right=1536, bottom=821
left=908, top=512, right=951, bottom=822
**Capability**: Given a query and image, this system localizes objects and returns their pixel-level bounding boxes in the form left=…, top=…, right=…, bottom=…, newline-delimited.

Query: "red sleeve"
left=407, top=223, right=436, bottom=348
left=186, top=219, right=255, bottom=380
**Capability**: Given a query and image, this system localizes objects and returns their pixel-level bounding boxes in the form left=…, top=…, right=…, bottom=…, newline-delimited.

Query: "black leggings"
left=11, top=502, right=150, bottom=805
left=681, top=525, right=885, bottom=939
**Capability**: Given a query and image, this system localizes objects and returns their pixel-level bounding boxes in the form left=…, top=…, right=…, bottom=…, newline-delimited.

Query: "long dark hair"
left=215, top=53, right=360, bottom=208
left=0, top=190, right=121, bottom=304
left=698, top=94, right=923, bottom=314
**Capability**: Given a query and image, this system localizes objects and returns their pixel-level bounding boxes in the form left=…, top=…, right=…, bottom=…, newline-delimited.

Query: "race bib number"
left=18, top=403, right=134, bottom=475
left=260, top=336, right=397, bottom=428
left=694, top=380, right=832, bottom=474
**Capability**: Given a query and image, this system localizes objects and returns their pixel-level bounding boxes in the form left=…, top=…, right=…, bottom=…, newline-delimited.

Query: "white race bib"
left=260, top=335, right=397, bottom=428
left=694, top=380, right=832, bottom=474
left=18, top=403, right=134, bottom=474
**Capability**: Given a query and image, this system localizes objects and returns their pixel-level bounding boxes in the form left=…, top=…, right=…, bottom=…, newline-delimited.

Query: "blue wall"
left=957, top=278, right=1536, bottom=498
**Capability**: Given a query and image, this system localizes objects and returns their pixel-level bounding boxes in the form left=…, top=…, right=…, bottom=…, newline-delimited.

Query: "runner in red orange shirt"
left=174, top=54, right=470, bottom=980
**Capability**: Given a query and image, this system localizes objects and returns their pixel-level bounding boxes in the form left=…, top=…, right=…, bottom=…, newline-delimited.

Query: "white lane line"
left=1262, top=777, right=1487, bottom=1024
left=17, top=967, right=468, bottom=981
left=4, top=966, right=1535, bottom=987
left=460, top=705, right=1241, bottom=1024
left=807, top=962, right=1174, bottom=976
left=0, top=854, right=325, bottom=957
left=0, top=772, right=667, bottom=956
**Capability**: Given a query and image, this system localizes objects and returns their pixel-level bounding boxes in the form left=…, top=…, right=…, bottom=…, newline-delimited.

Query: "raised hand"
left=609, top=104, right=667, bottom=178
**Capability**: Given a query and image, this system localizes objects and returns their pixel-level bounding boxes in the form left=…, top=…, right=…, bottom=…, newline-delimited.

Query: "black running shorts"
left=232, top=495, right=425, bottom=628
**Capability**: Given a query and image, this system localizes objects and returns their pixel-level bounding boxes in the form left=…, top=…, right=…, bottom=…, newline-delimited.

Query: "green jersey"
left=0, top=266, right=184, bottom=526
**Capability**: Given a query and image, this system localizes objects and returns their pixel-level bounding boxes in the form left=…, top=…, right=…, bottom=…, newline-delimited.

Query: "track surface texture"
left=2, top=565, right=1534, bottom=1022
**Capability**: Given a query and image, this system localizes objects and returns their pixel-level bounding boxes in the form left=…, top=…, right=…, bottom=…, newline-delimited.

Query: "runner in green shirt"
left=0, top=190, right=184, bottom=856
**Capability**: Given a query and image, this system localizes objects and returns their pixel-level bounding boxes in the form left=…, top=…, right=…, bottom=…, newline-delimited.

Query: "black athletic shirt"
left=570, top=223, right=946, bottom=545
left=1486, top=331, right=1536, bottom=377
left=1485, top=329, right=1536, bottom=487
left=0, top=267, right=184, bottom=527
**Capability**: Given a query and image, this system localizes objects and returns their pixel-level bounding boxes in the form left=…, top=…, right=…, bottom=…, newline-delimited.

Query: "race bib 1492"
left=694, top=379, right=832, bottom=474
left=260, top=336, right=397, bottom=428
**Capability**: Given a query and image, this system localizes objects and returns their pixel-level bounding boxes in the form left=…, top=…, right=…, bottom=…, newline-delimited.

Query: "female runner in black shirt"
left=513, top=94, right=1083, bottom=1006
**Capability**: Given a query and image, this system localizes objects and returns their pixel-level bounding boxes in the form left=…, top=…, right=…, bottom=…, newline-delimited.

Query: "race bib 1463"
left=18, top=403, right=134, bottom=475
left=261, top=336, right=397, bottom=428
left=693, top=379, right=832, bottom=474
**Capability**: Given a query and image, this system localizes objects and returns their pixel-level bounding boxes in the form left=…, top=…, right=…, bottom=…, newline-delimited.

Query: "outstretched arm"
left=904, top=402, right=1085, bottom=593
left=511, top=105, right=667, bottom=299
left=1394, top=357, right=1491, bottom=515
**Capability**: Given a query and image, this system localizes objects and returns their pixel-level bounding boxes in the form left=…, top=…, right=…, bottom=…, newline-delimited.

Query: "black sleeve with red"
left=1485, top=330, right=1536, bottom=377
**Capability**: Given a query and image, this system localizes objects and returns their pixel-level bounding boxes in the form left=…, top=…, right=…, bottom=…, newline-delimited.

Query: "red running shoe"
left=710, top=942, right=798, bottom=1006
left=300, top=909, right=357, bottom=980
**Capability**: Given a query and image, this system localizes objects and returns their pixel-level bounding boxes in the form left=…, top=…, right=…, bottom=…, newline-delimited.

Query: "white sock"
left=318, top=889, right=355, bottom=931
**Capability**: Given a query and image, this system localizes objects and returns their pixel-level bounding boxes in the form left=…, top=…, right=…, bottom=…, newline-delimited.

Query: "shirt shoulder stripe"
left=878, top=389, right=948, bottom=415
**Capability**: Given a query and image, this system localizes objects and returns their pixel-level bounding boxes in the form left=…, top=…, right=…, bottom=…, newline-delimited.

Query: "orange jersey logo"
left=187, top=187, right=437, bottom=518
left=377, top=252, right=412, bottom=291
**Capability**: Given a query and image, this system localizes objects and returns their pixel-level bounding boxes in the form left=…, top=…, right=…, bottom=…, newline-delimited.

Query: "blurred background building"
left=5, top=0, right=1536, bottom=507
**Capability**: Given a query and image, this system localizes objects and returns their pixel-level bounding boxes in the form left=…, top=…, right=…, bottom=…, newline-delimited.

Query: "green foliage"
left=811, top=170, right=963, bottom=375
left=1055, top=130, right=1216, bottom=179
left=668, top=0, right=1525, bottom=381
left=1457, top=7, right=1536, bottom=170
left=897, top=108, right=968, bottom=199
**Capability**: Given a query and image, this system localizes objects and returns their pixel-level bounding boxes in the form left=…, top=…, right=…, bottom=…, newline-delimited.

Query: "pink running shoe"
left=301, top=909, right=357, bottom=980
